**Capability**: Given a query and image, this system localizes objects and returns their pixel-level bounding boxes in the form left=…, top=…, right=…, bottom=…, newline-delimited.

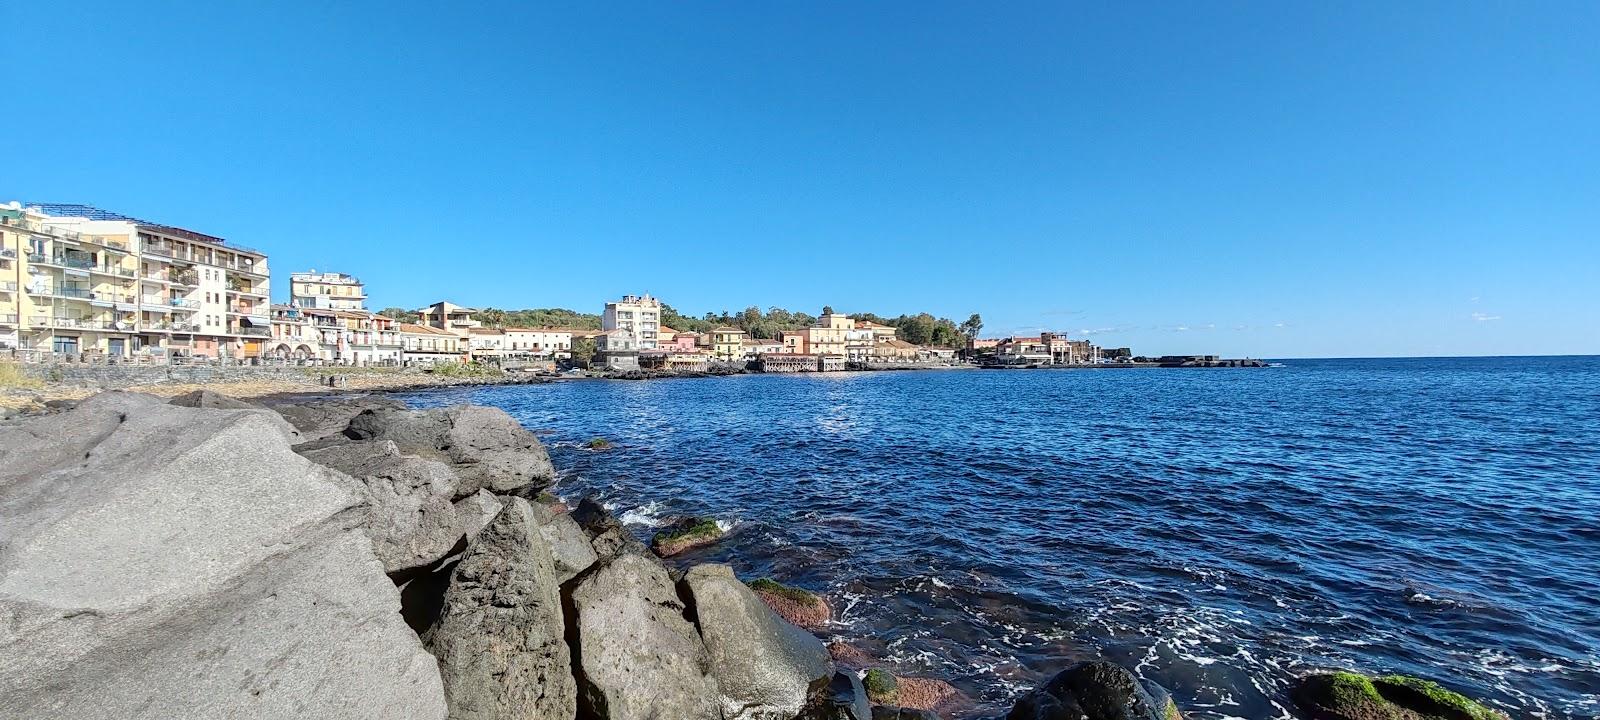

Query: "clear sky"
left=4, top=2, right=1597, bottom=358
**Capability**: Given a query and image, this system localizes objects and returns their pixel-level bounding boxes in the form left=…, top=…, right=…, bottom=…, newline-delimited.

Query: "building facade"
left=399, top=323, right=465, bottom=364
left=709, top=326, right=746, bottom=361
left=290, top=271, right=366, bottom=310
left=1, top=202, right=270, bottom=361
left=602, top=294, right=661, bottom=350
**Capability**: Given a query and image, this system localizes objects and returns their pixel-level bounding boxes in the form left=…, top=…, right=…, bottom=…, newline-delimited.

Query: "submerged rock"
left=751, top=577, right=833, bottom=630
left=0, top=391, right=445, bottom=720
left=1291, top=672, right=1507, bottom=720
left=864, top=669, right=899, bottom=705
left=299, top=439, right=465, bottom=574
left=343, top=404, right=555, bottom=496
left=827, top=641, right=876, bottom=670
left=423, top=497, right=575, bottom=720
left=799, top=671, right=874, bottom=720
left=568, top=553, right=721, bottom=719
left=1006, top=661, right=1177, bottom=720
left=871, top=707, right=943, bottom=720
left=894, top=677, right=961, bottom=712
left=651, top=516, right=725, bottom=557
left=681, top=564, right=833, bottom=719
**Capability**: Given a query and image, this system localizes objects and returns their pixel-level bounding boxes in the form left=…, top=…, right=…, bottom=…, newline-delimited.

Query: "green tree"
left=960, top=313, right=983, bottom=340
left=570, top=336, right=596, bottom=367
left=378, top=307, right=421, bottom=323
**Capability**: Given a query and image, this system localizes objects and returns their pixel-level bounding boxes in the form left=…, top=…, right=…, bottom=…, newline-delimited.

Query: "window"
left=53, top=336, right=79, bottom=354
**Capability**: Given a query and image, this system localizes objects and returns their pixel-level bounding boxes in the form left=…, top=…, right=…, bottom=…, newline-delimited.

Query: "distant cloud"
left=1471, top=312, right=1501, bottom=322
left=1170, top=325, right=1189, bottom=332
left=1272, top=322, right=1287, bottom=328
left=1470, top=296, right=1482, bottom=303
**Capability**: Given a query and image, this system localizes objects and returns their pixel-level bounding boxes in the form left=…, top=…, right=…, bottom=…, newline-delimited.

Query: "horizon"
left=4, top=2, right=1596, bottom=358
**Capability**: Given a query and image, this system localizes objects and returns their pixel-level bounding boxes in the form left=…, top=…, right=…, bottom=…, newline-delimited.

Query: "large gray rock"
left=569, top=553, right=721, bottom=720
left=344, top=405, right=555, bottom=496
left=682, top=564, right=832, bottom=720
left=799, top=672, right=873, bottom=720
left=299, top=440, right=466, bottom=574
left=423, top=498, right=574, bottom=720
left=271, top=394, right=406, bottom=442
left=0, top=391, right=445, bottom=720
left=530, top=499, right=598, bottom=582
left=1006, top=661, right=1174, bottom=720
left=454, top=489, right=505, bottom=541
left=571, top=497, right=648, bottom=559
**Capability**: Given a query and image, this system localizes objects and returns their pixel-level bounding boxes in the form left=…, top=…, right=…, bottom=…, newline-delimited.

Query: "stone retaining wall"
left=22, top=363, right=325, bottom=388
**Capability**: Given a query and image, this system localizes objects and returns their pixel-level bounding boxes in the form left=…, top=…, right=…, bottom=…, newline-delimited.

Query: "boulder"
left=299, top=440, right=465, bottom=574
left=828, top=641, right=876, bottom=671
left=344, top=404, right=555, bottom=496
left=571, top=497, right=648, bottom=559
left=651, top=516, right=725, bottom=557
left=751, top=577, right=833, bottom=630
left=1006, top=661, right=1174, bottom=720
left=1291, top=672, right=1507, bottom=720
left=568, top=553, right=721, bottom=719
left=799, top=671, right=873, bottom=720
left=681, top=564, right=832, bottom=719
left=423, top=498, right=575, bottom=720
left=272, top=394, right=406, bottom=442
left=454, top=489, right=504, bottom=541
left=0, top=391, right=445, bottom=720
left=529, top=499, right=597, bottom=583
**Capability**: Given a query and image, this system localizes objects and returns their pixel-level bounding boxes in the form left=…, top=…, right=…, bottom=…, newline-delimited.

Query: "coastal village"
left=0, top=201, right=1233, bottom=373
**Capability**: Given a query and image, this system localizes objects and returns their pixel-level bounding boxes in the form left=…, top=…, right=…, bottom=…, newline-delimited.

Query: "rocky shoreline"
left=0, top=391, right=1511, bottom=720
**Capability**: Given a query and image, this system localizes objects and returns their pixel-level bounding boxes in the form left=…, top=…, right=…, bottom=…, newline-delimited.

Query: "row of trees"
left=379, top=304, right=985, bottom=349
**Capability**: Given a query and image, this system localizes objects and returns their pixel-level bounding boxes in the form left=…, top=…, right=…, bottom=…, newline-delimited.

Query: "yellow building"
left=803, top=307, right=853, bottom=356
left=710, top=326, right=746, bottom=361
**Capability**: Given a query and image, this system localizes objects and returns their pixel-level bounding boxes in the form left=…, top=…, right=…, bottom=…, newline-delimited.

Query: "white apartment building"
left=290, top=271, right=366, bottom=310
left=4, top=202, right=270, bottom=360
left=503, top=328, right=575, bottom=358
left=602, top=294, right=661, bottom=350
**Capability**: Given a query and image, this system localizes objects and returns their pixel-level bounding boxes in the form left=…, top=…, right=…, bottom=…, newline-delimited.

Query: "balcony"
left=170, top=270, right=200, bottom=286
left=170, top=298, right=200, bottom=309
left=0, top=313, right=17, bottom=325
left=0, top=248, right=15, bottom=259
left=172, top=322, right=202, bottom=333
left=90, top=265, right=138, bottom=279
left=0, top=281, right=15, bottom=292
left=235, top=325, right=272, bottom=338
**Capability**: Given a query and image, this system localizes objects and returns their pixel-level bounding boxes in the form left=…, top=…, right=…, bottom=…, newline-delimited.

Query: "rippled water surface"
left=402, top=357, right=1600, bottom=719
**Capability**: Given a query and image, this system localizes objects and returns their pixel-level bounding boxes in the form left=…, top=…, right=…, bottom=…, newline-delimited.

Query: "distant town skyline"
left=5, top=2, right=1596, bottom=358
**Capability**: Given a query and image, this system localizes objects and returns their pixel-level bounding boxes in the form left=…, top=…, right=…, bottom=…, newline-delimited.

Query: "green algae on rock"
left=863, top=668, right=899, bottom=705
left=650, top=517, right=724, bottom=557
left=1292, top=671, right=1508, bottom=720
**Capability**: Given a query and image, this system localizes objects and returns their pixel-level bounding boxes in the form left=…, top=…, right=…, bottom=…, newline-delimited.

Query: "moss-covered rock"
left=649, top=516, right=723, bottom=557
left=748, top=578, right=832, bottom=630
left=584, top=437, right=612, bottom=450
left=863, top=669, right=899, bottom=705
left=1292, top=672, right=1508, bottom=720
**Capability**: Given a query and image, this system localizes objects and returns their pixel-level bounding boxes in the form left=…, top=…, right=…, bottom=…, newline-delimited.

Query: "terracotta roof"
left=399, top=323, right=458, bottom=336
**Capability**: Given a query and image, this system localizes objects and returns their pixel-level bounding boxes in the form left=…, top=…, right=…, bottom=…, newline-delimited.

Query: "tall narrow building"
left=602, top=293, right=662, bottom=350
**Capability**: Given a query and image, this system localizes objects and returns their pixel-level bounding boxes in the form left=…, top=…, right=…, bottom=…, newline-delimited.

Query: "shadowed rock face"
left=299, top=440, right=465, bottom=574
left=0, top=391, right=446, bottom=720
left=423, top=498, right=575, bottom=720
left=1006, top=661, right=1175, bottom=720
left=799, top=671, right=874, bottom=720
left=343, top=405, right=555, bottom=497
left=681, top=564, right=832, bottom=720
left=571, top=497, right=648, bottom=559
left=528, top=499, right=597, bottom=583
left=567, top=553, right=722, bottom=720
left=271, top=394, right=406, bottom=442
left=871, top=707, right=943, bottom=720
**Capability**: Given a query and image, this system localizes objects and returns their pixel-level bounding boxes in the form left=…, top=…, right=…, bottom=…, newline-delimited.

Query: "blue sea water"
left=400, top=357, right=1600, bottom=719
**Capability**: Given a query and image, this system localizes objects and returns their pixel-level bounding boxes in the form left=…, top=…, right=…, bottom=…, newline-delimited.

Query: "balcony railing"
left=171, top=298, right=200, bottom=309
left=235, top=326, right=272, bottom=337
left=172, top=323, right=202, bottom=333
left=0, top=281, right=16, bottom=292
left=54, top=287, right=93, bottom=299
left=0, top=248, right=15, bottom=259
left=170, top=270, right=200, bottom=286
left=0, top=313, right=18, bottom=324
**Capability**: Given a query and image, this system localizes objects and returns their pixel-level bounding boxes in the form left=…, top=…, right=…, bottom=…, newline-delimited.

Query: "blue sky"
left=4, top=2, right=1596, bottom=357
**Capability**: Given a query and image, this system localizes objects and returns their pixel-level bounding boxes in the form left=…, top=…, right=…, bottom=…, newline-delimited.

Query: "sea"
left=399, top=356, right=1600, bottom=719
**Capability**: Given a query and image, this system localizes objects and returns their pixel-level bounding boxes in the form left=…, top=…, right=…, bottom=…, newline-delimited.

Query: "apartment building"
left=420, top=301, right=480, bottom=342
left=602, top=294, right=661, bottom=350
left=466, top=327, right=506, bottom=360
left=290, top=271, right=366, bottom=310
left=503, top=328, right=575, bottom=359
left=803, top=308, right=853, bottom=356
left=399, top=323, right=465, bottom=365
left=0, top=202, right=270, bottom=360
left=267, top=304, right=327, bottom=360
left=709, top=326, right=746, bottom=361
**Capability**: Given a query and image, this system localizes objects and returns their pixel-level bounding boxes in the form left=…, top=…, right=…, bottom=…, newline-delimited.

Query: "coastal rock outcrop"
left=751, top=577, right=833, bottom=630
left=343, top=404, right=556, bottom=496
left=798, top=671, right=874, bottom=720
left=568, top=552, right=722, bottom=719
left=652, top=515, right=726, bottom=556
left=681, top=564, right=833, bottom=719
left=423, top=497, right=575, bottom=720
left=1291, top=672, right=1507, bottom=720
left=1006, top=661, right=1178, bottom=720
left=872, top=708, right=943, bottom=720
left=0, top=391, right=446, bottom=720
left=571, top=497, right=648, bottom=559
left=893, top=677, right=961, bottom=713
left=300, top=439, right=466, bottom=574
